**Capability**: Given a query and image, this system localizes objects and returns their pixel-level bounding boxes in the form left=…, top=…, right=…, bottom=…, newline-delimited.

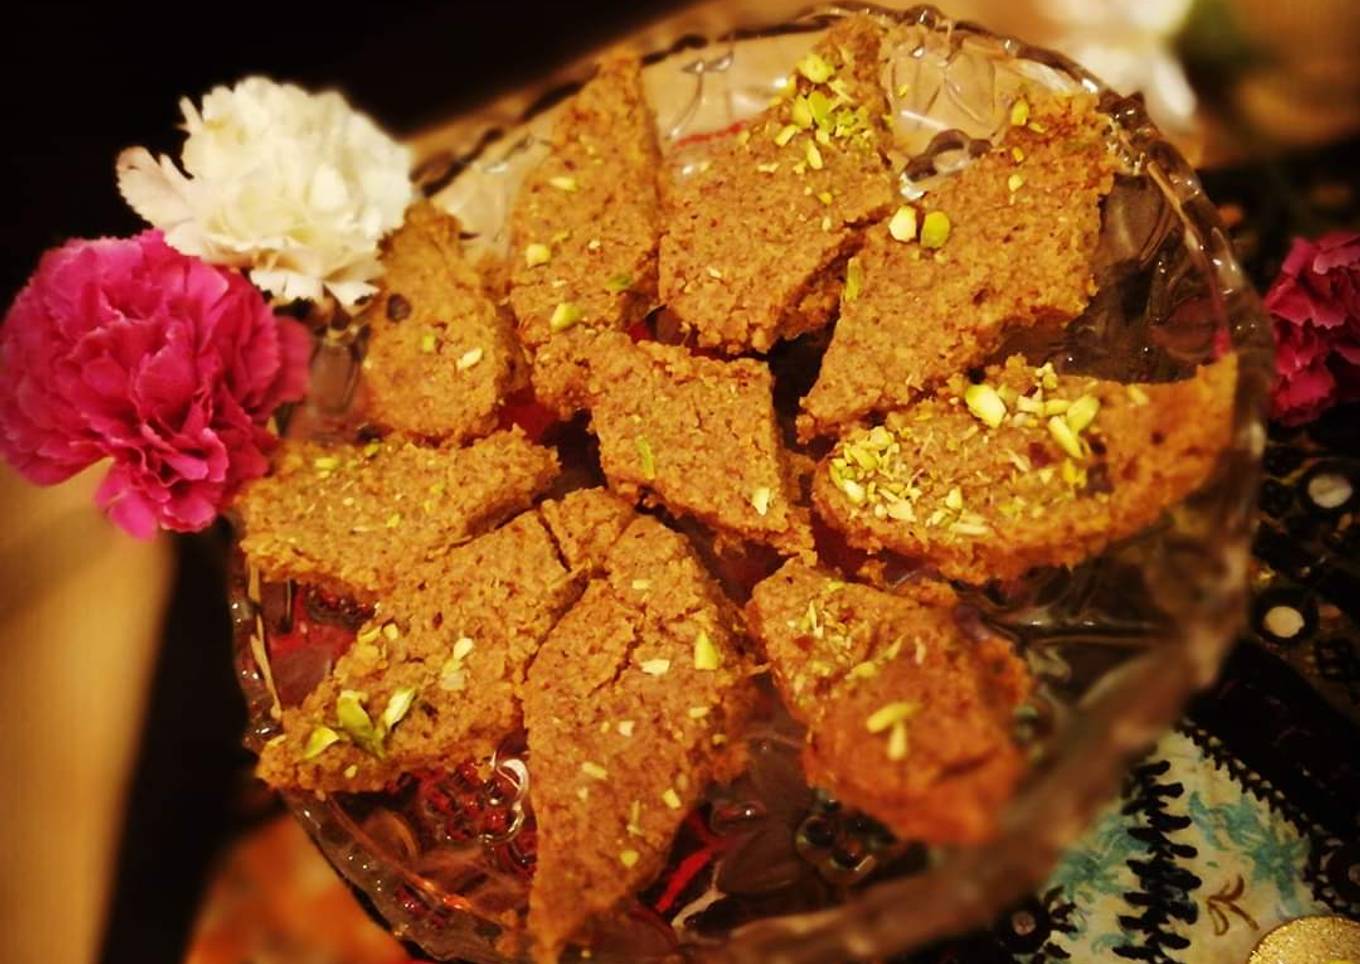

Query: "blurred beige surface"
left=0, top=465, right=172, bottom=964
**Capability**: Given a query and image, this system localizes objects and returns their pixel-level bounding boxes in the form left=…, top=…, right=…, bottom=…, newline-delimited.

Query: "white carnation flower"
left=117, top=76, right=412, bottom=307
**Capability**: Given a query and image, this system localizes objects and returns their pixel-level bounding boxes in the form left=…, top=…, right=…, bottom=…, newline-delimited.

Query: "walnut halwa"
left=813, top=354, right=1238, bottom=583
left=509, top=49, right=662, bottom=414
left=235, top=428, right=558, bottom=599
left=800, top=92, right=1121, bottom=437
left=235, top=13, right=1243, bottom=961
left=361, top=202, right=525, bottom=442
left=658, top=15, right=896, bottom=353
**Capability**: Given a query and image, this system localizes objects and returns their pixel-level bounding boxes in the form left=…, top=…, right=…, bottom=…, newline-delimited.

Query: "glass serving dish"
left=230, top=3, right=1273, bottom=961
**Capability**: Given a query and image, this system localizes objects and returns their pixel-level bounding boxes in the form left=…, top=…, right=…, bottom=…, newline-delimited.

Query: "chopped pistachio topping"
left=1008, top=173, right=1025, bottom=193
left=774, top=124, right=799, bottom=147
left=944, top=486, right=964, bottom=511
left=888, top=205, right=918, bottom=243
left=1011, top=146, right=1026, bottom=162
left=524, top=242, right=552, bottom=267
left=844, top=257, right=863, bottom=301
left=313, top=455, right=340, bottom=472
left=619, top=848, right=640, bottom=869
left=548, top=175, right=579, bottom=192
left=382, top=622, right=400, bottom=642
left=865, top=700, right=920, bottom=734
left=791, top=96, right=814, bottom=129
left=693, top=630, right=721, bottom=671
left=456, top=347, right=484, bottom=371
left=385, top=512, right=402, bottom=529
left=1066, top=394, right=1101, bottom=433
left=920, top=211, right=951, bottom=249
left=750, top=486, right=772, bottom=517
left=886, top=719, right=910, bottom=761
left=549, top=301, right=584, bottom=332
left=640, top=657, right=671, bottom=676
left=356, top=625, right=382, bottom=646
left=420, top=332, right=437, bottom=354
left=662, top=788, right=682, bottom=810
left=303, top=725, right=341, bottom=760
left=687, top=706, right=710, bottom=719
left=617, top=720, right=635, bottom=737
left=1010, top=98, right=1031, bottom=127
left=849, top=660, right=879, bottom=680
left=964, top=383, right=1008, bottom=428
left=797, top=51, right=835, bottom=85
left=1048, top=415, right=1085, bottom=460
left=604, top=273, right=633, bottom=294
left=581, top=761, right=608, bottom=780
left=804, top=140, right=824, bottom=170
left=1127, top=384, right=1151, bottom=406
left=452, top=636, right=475, bottom=662
left=756, top=161, right=780, bottom=174
left=336, top=690, right=384, bottom=756
left=381, top=687, right=417, bottom=731
left=635, top=435, right=657, bottom=480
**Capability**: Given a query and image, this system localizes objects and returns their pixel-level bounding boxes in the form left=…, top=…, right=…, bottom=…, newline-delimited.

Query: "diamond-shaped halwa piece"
left=585, top=334, right=812, bottom=556
left=800, top=92, right=1121, bottom=437
left=361, top=202, right=524, bottom=441
left=658, top=15, right=895, bottom=353
left=235, top=428, right=558, bottom=599
left=813, top=353, right=1238, bottom=584
left=525, top=515, right=755, bottom=959
left=746, top=560, right=1030, bottom=844
left=509, top=50, right=662, bottom=414
left=257, top=511, right=584, bottom=792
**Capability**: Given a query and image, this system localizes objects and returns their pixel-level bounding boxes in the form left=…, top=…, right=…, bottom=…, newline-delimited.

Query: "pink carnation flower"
left=1264, top=230, right=1360, bottom=425
left=0, top=231, right=310, bottom=538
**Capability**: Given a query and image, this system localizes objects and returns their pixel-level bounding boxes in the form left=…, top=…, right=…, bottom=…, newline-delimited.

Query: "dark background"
left=0, top=4, right=676, bottom=962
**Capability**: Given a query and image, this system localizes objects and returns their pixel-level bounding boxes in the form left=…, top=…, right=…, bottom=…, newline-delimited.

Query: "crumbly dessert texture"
left=584, top=332, right=814, bottom=557
left=257, top=511, right=586, bottom=792
left=813, top=353, right=1239, bottom=583
left=237, top=14, right=1248, bottom=956
left=799, top=92, right=1122, bottom=437
left=746, top=560, right=1030, bottom=843
left=525, top=514, right=756, bottom=960
left=360, top=201, right=524, bottom=441
left=658, top=15, right=895, bottom=353
left=235, top=428, right=559, bottom=599
left=509, top=49, right=662, bottom=414
left=538, top=486, right=638, bottom=576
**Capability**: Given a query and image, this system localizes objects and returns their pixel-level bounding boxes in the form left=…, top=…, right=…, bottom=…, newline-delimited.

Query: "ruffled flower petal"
left=117, top=77, right=412, bottom=308
left=1266, top=230, right=1360, bottom=425
left=0, top=231, right=310, bottom=537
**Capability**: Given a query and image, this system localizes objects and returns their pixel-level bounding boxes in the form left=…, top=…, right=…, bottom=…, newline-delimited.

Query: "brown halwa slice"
left=509, top=49, right=662, bottom=414
left=235, top=428, right=559, bottom=599
left=658, top=14, right=895, bottom=353
left=814, top=353, right=1238, bottom=584
left=538, top=487, right=637, bottom=575
left=361, top=202, right=523, bottom=441
left=525, top=515, right=755, bottom=960
left=800, top=92, right=1121, bottom=437
left=585, top=334, right=812, bottom=557
left=257, top=511, right=584, bottom=793
left=746, top=560, right=1030, bottom=844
